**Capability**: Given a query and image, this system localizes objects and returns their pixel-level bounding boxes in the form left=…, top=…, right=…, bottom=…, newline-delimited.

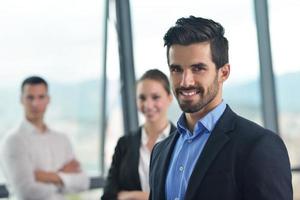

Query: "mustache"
left=175, top=86, right=204, bottom=94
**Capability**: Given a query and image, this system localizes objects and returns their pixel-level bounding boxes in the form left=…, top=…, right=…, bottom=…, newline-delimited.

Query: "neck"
left=144, top=118, right=169, bottom=138
left=27, top=117, right=47, bottom=133
left=186, top=98, right=222, bottom=132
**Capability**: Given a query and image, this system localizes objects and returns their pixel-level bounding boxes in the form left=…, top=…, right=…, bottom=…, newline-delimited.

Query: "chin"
left=146, top=117, right=159, bottom=124
left=28, top=114, right=42, bottom=121
left=179, top=103, right=202, bottom=113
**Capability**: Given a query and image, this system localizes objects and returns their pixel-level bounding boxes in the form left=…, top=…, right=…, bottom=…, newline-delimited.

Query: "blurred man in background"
left=1, top=76, right=89, bottom=200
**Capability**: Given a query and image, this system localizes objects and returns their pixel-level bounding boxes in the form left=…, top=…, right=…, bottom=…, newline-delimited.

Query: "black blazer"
left=149, top=106, right=292, bottom=200
left=101, top=123, right=176, bottom=200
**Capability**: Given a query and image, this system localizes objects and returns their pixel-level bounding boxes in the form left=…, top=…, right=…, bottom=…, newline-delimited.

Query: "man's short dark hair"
left=21, top=76, right=48, bottom=93
left=163, top=16, right=229, bottom=69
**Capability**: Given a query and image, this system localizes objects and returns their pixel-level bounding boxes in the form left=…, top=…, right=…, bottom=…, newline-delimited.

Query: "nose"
left=180, top=69, right=195, bottom=87
left=31, top=98, right=40, bottom=107
left=144, top=98, right=154, bottom=110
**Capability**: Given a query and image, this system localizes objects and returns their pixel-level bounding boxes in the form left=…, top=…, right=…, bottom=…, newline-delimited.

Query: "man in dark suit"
left=149, top=16, right=292, bottom=200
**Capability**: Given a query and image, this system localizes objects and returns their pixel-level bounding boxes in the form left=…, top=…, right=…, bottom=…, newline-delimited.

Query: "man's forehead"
left=22, top=84, right=48, bottom=94
left=23, top=83, right=47, bottom=89
left=168, top=43, right=212, bottom=65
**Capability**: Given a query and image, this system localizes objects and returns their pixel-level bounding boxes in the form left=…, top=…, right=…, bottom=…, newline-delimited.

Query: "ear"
left=218, top=64, right=230, bottom=82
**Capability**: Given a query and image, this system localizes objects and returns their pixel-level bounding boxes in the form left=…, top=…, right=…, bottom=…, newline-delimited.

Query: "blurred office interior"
left=0, top=0, right=300, bottom=199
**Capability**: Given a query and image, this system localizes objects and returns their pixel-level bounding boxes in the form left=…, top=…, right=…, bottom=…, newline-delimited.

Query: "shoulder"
left=222, top=106, right=269, bottom=135
left=2, top=127, right=25, bottom=147
left=236, top=115, right=267, bottom=132
left=220, top=106, right=285, bottom=151
left=115, top=128, right=142, bottom=148
left=222, top=106, right=277, bottom=139
left=0, top=128, right=27, bottom=157
left=234, top=114, right=278, bottom=140
left=120, top=128, right=140, bottom=140
left=227, top=112, right=287, bottom=159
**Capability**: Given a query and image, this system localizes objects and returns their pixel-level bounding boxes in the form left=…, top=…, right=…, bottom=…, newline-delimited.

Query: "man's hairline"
left=166, top=41, right=217, bottom=69
left=21, top=83, right=49, bottom=94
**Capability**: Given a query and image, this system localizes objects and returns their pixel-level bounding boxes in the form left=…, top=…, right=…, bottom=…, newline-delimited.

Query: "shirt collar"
left=141, top=123, right=170, bottom=146
left=21, top=119, right=50, bottom=135
left=177, top=101, right=227, bottom=135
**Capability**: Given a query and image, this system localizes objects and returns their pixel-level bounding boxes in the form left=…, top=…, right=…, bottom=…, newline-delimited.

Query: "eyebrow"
left=169, top=62, right=208, bottom=68
left=169, top=64, right=181, bottom=68
left=191, top=63, right=207, bottom=68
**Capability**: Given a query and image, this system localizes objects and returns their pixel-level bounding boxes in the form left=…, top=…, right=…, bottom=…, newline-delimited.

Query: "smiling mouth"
left=180, top=90, right=198, bottom=96
left=178, top=88, right=202, bottom=98
left=144, top=109, right=158, bottom=116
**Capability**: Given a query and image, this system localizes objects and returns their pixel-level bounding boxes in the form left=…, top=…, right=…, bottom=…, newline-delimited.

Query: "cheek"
left=23, top=102, right=31, bottom=108
left=137, top=101, right=149, bottom=113
left=171, top=75, right=180, bottom=85
left=156, top=100, right=169, bottom=112
left=42, top=104, right=48, bottom=110
left=39, top=102, right=49, bottom=110
left=137, top=102, right=144, bottom=112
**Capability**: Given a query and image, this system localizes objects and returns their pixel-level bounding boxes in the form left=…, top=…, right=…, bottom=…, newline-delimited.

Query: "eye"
left=26, top=95, right=34, bottom=101
left=191, top=64, right=206, bottom=72
left=169, top=65, right=183, bottom=73
left=39, top=95, right=47, bottom=100
left=138, top=95, right=146, bottom=101
left=152, top=95, right=160, bottom=100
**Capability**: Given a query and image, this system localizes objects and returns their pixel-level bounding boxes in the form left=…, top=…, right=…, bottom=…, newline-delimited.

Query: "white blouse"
left=0, top=120, right=89, bottom=200
left=138, top=123, right=170, bottom=192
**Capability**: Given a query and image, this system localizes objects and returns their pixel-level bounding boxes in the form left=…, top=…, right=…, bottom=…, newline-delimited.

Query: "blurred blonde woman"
left=101, top=69, right=176, bottom=200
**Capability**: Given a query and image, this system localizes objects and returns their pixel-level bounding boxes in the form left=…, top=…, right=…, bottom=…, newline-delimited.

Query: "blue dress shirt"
left=165, top=101, right=226, bottom=200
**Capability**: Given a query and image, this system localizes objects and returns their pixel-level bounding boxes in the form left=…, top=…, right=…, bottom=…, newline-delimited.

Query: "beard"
left=174, top=75, right=219, bottom=113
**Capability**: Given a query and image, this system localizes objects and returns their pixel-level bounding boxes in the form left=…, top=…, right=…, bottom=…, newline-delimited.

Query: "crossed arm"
left=1, top=135, right=89, bottom=199
left=34, top=159, right=81, bottom=186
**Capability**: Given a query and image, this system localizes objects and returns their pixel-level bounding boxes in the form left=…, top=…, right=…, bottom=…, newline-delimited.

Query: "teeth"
left=181, top=91, right=196, bottom=96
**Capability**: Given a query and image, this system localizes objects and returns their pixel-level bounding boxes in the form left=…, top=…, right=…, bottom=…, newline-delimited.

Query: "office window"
left=0, top=0, right=104, bottom=187
left=103, top=0, right=125, bottom=175
left=131, top=0, right=262, bottom=125
left=269, top=1, right=300, bottom=198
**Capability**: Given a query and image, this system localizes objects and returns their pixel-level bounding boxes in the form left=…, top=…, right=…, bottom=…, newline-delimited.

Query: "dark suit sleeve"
left=243, top=133, right=293, bottom=200
left=101, top=137, right=125, bottom=200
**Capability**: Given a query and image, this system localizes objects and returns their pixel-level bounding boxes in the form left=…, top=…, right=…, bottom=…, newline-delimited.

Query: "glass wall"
left=103, top=0, right=125, bottom=175
left=0, top=0, right=105, bottom=197
left=3, top=0, right=299, bottom=198
left=130, top=0, right=263, bottom=125
left=269, top=0, right=300, bottom=198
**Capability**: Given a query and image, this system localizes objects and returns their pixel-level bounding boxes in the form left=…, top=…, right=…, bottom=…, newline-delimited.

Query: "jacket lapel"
left=156, top=131, right=180, bottom=200
left=170, top=122, right=177, bottom=134
left=185, top=106, right=236, bottom=200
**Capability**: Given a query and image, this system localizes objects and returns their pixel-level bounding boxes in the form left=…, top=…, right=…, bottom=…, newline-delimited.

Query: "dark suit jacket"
left=101, top=123, right=176, bottom=200
left=149, top=106, right=292, bottom=200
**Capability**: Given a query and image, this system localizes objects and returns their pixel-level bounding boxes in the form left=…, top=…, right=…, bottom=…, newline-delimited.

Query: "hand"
left=35, top=170, right=63, bottom=185
left=59, top=159, right=81, bottom=173
left=117, top=191, right=149, bottom=200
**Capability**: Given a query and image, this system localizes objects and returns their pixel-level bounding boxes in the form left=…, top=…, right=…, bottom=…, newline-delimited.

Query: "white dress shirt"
left=138, top=123, right=170, bottom=192
left=0, top=120, right=89, bottom=200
